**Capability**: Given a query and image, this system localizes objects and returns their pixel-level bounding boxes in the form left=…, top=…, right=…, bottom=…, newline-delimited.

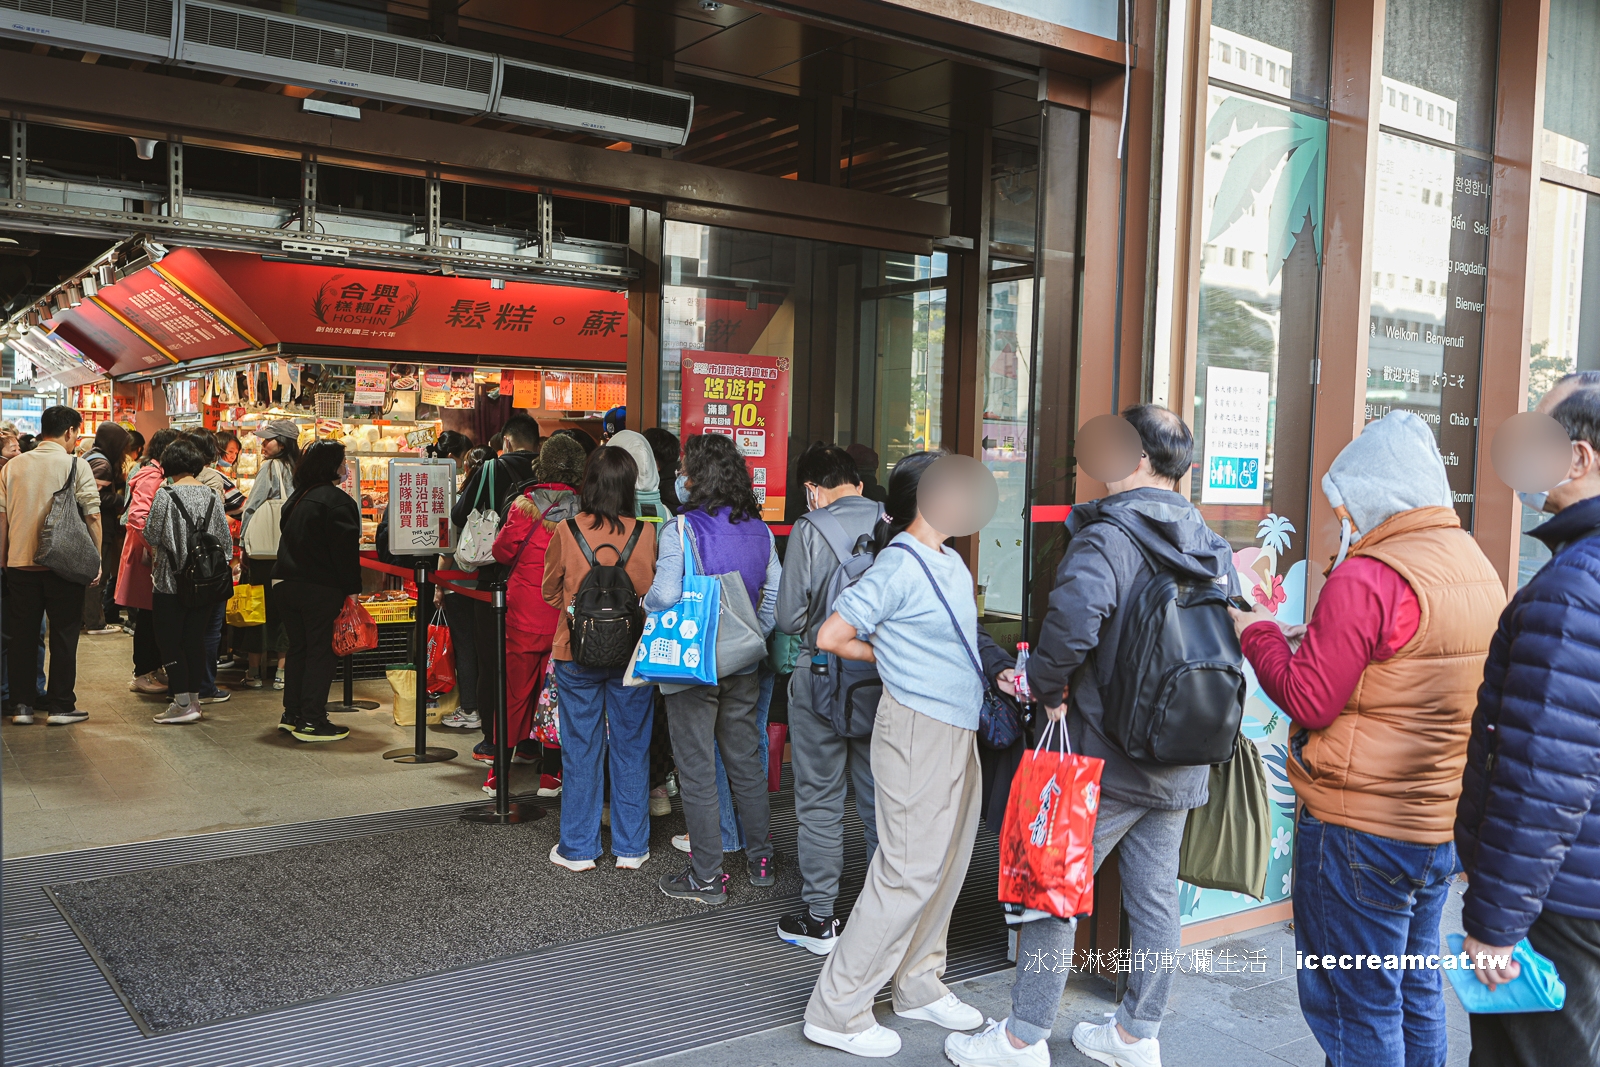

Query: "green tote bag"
left=1177, top=731, right=1274, bottom=899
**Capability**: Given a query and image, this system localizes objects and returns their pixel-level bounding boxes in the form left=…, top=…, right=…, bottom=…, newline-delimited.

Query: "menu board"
left=597, top=373, right=627, bottom=410
left=544, top=370, right=573, bottom=410
left=509, top=370, right=541, bottom=409
left=570, top=372, right=597, bottom=411
left=679, top=351, right=791, bottom=521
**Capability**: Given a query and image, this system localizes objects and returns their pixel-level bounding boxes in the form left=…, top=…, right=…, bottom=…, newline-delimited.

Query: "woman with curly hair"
left=645, top=432, right=781, bottom=905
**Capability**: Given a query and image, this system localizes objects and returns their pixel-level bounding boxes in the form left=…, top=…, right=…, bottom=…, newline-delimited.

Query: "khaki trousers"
left=804, top=690, right=982, bottom=1033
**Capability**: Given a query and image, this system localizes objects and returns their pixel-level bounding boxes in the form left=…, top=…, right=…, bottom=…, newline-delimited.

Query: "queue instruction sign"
left=387, top=459, right=456, bottom=556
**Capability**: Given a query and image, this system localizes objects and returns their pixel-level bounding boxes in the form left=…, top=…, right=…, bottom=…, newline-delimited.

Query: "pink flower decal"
left=1252, top=573, right=1287, bottom=613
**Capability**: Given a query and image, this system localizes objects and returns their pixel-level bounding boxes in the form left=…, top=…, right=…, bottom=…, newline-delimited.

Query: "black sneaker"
left=278, top=711, right=296, bottom=732
left=777, top=909, right=842, bottom=955
left=472, top=740, right=496, bottom=763
left=511, top=740, right=540, bottom=765
left=658, top=866, right=729, bottom=905
left=290, top=719, right=350, bottom=743
left=748, top=854, right=776, bottom=887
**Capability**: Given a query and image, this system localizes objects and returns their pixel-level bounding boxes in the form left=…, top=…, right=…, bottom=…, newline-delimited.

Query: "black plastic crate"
left=332, top=622, right=415, bottom=682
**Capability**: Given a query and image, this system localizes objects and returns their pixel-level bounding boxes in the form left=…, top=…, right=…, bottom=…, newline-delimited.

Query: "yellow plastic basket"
left=360, top=598, right=417, bottom=625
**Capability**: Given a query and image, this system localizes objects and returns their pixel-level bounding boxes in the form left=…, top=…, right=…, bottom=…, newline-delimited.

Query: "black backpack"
left=565, top=517, right=646, bottom=669
left=802, top=506, right=884, bottom=738
left=166, top=488, right=233, bottom=608
left=1095, top=514, right=1245, bottom=766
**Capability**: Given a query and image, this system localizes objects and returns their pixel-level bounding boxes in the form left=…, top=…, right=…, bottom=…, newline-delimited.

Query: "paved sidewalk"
left=649, top=884, right=1475, bottom=1067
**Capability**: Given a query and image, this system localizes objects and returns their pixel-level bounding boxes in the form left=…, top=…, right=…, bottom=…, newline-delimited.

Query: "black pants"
left=1470, top=909, right=1600, bottom=1067
left=470, top=595, right=559, bottom=769
left=152, top=591, right=212, bottom=696
left=3, top=568, right=86, bottom=711
left=663, top=671, right=773, bottom=883
left=442, top=590, right=479, bottom=713
left=101, top=529, right=125, bottom=625
left=275, top=580, right=344, bottom=726
left=130, top=608, right=160, bottom=676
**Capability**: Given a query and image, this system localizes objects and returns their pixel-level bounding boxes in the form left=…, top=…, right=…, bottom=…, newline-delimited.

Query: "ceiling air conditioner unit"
left=177, top=0, right=494, bottom=114
left=495, top=60, right=693, bottom=148
left=0, top=0, right=176, bottom=63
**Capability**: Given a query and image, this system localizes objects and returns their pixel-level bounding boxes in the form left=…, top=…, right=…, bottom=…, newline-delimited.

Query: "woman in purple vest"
left=646, top=432, right=782, bottom=904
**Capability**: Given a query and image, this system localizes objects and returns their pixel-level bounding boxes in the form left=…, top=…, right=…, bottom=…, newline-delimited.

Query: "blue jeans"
left=1294, top=810, right=1458, bottom=1067
left=553, top=659, right=655, bottom=861
left=713, top=668, right=775, bottom=850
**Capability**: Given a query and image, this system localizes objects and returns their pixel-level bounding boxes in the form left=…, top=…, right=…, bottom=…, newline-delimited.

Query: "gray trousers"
left=663, top=671, right=775, bottom=883
left=789, top=672, right=879, bottom=918
left=1008, top=796, right=1188, bottom=1044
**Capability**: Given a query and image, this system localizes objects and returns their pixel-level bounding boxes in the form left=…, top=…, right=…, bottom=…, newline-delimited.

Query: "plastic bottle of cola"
left=1013, top=642, right=1034, bottom=703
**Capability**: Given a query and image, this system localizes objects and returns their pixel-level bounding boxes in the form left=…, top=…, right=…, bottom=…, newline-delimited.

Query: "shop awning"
left=46, top=248, right=628, bottom=378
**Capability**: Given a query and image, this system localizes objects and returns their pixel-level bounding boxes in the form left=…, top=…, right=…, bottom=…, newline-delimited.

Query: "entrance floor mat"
left=49, top=806, right=799, bottom=1032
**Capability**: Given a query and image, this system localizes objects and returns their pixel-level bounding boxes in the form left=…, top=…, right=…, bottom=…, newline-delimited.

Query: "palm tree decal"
left=1256, top=512, right=1295, bottom=571
left=1206, top=96, right=1327, bottom=282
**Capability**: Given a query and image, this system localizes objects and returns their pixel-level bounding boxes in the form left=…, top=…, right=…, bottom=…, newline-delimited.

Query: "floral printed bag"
left=531, top=658, right=560, bottom=746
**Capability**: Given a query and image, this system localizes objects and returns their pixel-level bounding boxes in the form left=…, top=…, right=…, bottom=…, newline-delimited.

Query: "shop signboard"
left=195, top=252, right=628, bottom=363
left=679, top=350, right=790, bottom=521
left=1200, top=366, right=1271, bottom=506
left=386, top=459, right=456, bottom=556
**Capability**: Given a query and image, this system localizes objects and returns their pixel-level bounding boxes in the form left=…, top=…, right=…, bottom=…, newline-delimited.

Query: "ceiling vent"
left=0, top=0, right=175, bottom=62
left=495, top=60, right=694, bottom=147
left=178, top=0, right=494, bottom=114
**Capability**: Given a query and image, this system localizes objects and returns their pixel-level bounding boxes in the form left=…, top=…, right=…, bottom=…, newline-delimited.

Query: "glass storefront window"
left=991, top=140, right=1039, bottom=253
left=977, top=273, right=1034, bottom=619
left=659, top=220, right=946, bottom=521
left=1382, top=0, right=1501, bottom=155
left=1209, top=0, right=1332, bottom=108
left=1193, top=86, right=1324, bottom=563
left=1365, top=134, right=1490, bottom=529
left=1544, top=0, right=1600, bottom=174
left=1520, top=182, right=1600, bottom=584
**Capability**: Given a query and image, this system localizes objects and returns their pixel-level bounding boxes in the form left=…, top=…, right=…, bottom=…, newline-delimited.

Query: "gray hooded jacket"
left=1026, top=487, right=1239, bottom=810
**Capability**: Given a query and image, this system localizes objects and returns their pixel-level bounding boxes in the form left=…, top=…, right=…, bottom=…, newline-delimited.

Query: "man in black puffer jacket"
left=1455, top=378, right=1600, bottom=1067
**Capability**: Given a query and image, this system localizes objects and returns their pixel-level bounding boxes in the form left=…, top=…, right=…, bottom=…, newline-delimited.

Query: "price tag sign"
left=387, top=459, right=456, bottom=555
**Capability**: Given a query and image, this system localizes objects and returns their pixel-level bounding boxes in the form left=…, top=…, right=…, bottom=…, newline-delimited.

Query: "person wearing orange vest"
left=1229, top=411, right=1505, bottom=1067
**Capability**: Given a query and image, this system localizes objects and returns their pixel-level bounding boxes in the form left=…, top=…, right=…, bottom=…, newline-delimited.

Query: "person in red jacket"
left=482, top=433, right=584, bottom=795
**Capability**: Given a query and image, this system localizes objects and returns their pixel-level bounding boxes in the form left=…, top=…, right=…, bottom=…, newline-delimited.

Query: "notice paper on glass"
left=1201, top=366, right=1270, bottom=505
left=354, top=367, right=387, bottom=406
left=386, top=459, right=456, bottom=556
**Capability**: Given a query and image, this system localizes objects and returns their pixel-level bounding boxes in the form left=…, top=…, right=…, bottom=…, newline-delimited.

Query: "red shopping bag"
left=332, top=596, right=378, bottom=656
left=426, top=611, right=456, bottom=695
left=998, top=719, right=1104, bottom=919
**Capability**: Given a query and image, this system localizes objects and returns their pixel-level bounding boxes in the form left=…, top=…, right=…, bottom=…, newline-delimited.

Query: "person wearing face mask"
left=1454, top=379, right=1600, bottom=1067
left=801, top=450, right=987, bottom=1059
left=773, top=444, right=882, bottom=955
left=1227, top=410, right=1503, bottom=1067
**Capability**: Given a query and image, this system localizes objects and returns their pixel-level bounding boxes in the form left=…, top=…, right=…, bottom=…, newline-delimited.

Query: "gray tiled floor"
left=647, top=889, right=1477, bottom=1067
left=2, top=629, right=505, bottom=857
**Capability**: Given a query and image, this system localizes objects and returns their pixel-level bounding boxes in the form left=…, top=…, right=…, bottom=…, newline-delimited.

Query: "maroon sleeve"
left=1240, top=556, right=1419, bottom=730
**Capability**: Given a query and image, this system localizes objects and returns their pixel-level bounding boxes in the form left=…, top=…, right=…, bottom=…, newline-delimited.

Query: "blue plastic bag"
left=1444, top=933, right=1567, bottom=1014
left=631, top=520, right=720, bottom=686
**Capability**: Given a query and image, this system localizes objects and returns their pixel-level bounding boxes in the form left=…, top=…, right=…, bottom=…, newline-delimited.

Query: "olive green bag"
left=1177, top=731, right=1273, bottom=899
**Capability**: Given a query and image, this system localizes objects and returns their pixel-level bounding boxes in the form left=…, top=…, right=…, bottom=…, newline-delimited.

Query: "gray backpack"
left=34, top=458, right=100, bottom=586
left=802, top=506, right=884, bottom=738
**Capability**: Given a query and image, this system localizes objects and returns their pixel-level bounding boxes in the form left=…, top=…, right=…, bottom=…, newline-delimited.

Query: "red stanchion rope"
left=358, top=555, right=492, bottom=602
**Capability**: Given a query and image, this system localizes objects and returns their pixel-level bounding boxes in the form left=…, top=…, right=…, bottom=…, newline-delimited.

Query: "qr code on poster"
left=751, top=468, right=766, bottom=485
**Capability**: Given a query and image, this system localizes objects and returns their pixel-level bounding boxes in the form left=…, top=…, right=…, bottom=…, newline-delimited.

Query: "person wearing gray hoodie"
left=949, top=404, right=1236, bottom=1067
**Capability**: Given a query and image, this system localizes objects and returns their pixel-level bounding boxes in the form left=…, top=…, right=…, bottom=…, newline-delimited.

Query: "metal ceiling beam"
left=0, top=51, right=951, bottom=243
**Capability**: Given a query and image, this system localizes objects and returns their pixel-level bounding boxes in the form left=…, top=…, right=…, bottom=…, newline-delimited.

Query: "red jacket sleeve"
left=1240, top=556, right=1420, bottom=730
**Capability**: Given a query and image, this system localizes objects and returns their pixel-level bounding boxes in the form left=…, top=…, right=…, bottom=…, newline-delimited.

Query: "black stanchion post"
left=326, top=653, right=379, bottom=714
left=462, top=577, right=542, bottom=823
left=384, top=563, right=457, bottom=764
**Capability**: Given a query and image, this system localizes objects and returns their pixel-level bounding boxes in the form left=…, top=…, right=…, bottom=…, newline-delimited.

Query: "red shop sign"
left=679, top=350, right=791, bottom=522
left=197, top=252, right=628, bottom=362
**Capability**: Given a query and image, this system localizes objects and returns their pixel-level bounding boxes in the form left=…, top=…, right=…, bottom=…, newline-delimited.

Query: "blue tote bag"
left=630, top=520, right=721, bottom=686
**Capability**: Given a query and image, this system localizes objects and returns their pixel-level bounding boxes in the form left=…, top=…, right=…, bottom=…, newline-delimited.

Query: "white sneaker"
left=897, top=992, right=984, bottom=1030
left=272, top=668, right=285, bottom=690
left=1071, top=1020, right=1162, bottom=1067
left=945, top=1018, right=1049, bottom=1067
left=154, top=702, right=201, bottom=725
left=10, top=706, right=34, bottom=725
left=672, top=833, right=692, bottom=853
left=615, top=852, right=648, bottom=870
left=650, top=786, right=671, bottom=816
left=803, top=1022, right=902, bottom=1058
left=441, top=708, right=481, bottom=730
left=548, top=843, right=595, bottom=872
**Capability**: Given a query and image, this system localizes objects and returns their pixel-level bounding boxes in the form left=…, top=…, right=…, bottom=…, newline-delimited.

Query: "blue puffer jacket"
left=1455, top=495, right=1600, bottom=946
